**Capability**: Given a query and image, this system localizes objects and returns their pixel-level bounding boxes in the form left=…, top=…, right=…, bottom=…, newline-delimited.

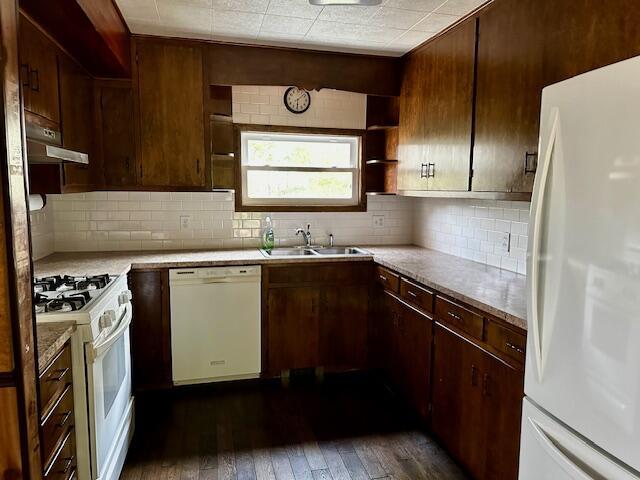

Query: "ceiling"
left=115, top=0, right=488, bottom=57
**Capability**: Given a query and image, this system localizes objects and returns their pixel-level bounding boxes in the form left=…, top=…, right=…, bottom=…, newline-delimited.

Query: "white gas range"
left=35, top=273, right=134, bottom=480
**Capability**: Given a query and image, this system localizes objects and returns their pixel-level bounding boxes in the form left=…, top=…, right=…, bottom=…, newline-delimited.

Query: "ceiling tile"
left=116, top=0, right=159, bottom=21
left=261, top=15, right=314, bottom=35
left=369, top=7, right=427, bottom=29
left=212, top=9, right=263, bottom=34
left=382, top=0, right=446, bottom=13
left=159, top=0, right=213, bottom=8
left=156, top=1, right=213, bottom=34
left=436, top=0, right=487, bottom=15
left=307, top=20, right=404, bottom=44
left=210, top=0, right=270, bottom=13
left=413, top=12, right=458, bottom=32
left=125, top=18, right=164, bottom=35
left=316, top=5, right=380, bottom=25
left=267, top=0, right=323, bottom=20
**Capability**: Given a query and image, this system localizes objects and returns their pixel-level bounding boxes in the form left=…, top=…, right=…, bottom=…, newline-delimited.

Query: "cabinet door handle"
left=47, top=367, right=69, bottom=382
left=407, top=290, right=417, bottom=298
left=196, top=158, right=200, bottom=174
left=471, top=365, right=478, bottom=386
left=379, top=274, right=387, bottom=282
left=20, top=64, right=30, bottom=88
left=505, top=341, right=525, bottom=354
left=57, top=410, right=73, bottom=427
left=428, top=163, right=435, bottom=178
left=30, top=68, right=39, bottom=92
left=482, top=373, right=491, bottom=397
left=57, top=457, right=74, bottom=475
left=525, top=151, right=538, bottom=174
left=447, top=311, right=462, bottom=322
left=420, top=163, right=428, bottom=178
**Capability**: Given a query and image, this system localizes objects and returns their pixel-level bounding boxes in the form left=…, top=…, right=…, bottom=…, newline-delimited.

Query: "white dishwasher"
left=169, top=266, right=261, bottom=385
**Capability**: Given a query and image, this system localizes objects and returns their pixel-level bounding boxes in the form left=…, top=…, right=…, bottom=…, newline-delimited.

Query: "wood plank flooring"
left=121, top=374, right=468, bottom=480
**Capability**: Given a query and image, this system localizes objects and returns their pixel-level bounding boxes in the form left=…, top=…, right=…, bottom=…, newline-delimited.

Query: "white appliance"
left=520, top=56, right=640, bottom=478
left=169, top=266, right=261, bottom=385
left=35, top=274, right=134, bottom=480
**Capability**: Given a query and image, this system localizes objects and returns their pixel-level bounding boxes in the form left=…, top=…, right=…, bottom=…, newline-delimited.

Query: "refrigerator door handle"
left=529, top=107, right=560, bottom=381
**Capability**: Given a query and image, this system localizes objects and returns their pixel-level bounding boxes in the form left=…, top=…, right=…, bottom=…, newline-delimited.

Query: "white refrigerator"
left=520, top=56, right=640, bottom=479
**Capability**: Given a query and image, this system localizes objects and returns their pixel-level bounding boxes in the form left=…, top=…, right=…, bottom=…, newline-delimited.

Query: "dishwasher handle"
left=169, top=266, right=261, bottom=284
left=170, top=275, right=261, bottom=286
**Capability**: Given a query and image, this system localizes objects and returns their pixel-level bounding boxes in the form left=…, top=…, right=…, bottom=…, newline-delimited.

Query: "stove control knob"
left=99, top=310, right=116, bottom=330
left=118, top=290, right=132, bottom=306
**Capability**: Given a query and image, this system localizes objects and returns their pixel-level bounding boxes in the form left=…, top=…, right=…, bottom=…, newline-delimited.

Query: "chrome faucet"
left=296, top=224, right=312, bottom=247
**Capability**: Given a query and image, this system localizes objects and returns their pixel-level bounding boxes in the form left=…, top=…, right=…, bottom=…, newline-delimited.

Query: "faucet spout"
left=295, top=224, right=312, bottom=247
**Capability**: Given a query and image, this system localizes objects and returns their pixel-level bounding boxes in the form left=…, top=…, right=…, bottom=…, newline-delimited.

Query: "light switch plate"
left=372, top=215, right=385, bottom=228
left=180, top=215, right=192, bottom=230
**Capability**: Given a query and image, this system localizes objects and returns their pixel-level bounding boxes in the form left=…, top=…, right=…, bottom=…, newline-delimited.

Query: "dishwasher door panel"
left=170, top=270, right=261, bottom=385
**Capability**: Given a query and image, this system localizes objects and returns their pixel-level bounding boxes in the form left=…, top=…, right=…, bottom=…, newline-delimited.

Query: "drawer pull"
left=379, top=274, right=388, bottom=282
left=407, top=290, right=417, bottom=298
left=505, top=341, right=525, bottom=354
left=47, top=368, right=69, bottom=382
left=482, top=373, right=491, bottom=397
left=57, top=410, right=73, bottom=428
left=447, top=311, right=462, bottom=322
left=471, top=365, right=478, bottom=386
left=43, top=429, right=73, bottom=477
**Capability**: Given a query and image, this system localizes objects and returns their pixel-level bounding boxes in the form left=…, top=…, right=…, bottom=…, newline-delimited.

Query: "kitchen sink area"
left=260, top=247, right=370, bottom=257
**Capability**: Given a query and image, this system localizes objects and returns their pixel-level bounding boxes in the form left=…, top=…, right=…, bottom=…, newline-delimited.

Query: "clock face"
left=284, top=87, right=311, bottom=114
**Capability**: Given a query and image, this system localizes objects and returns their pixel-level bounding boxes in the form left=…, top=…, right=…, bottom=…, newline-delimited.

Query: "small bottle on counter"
left=262, top=216, right=275, bottom=251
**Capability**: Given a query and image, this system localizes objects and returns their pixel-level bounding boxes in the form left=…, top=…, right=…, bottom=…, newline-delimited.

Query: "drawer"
left=375, top=266, right=399, bottom=293
left=400, top=278, right=434, bottom=313
left=39, top=344, right=72, bottom=414
left=42, top=384, right=74, bottom=467
left=44, top=426, right=76, bottom=480
left=435, top=296, right=483, bottom=340
left=267, top=263, right=371, bottom=286
left=486, top=320, right=526, bottom=363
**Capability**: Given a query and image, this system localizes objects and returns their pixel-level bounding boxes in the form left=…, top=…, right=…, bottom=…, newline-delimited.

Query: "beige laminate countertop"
left=36, top=322, right=75, bottom=372
left=34, top=245, right=527, bottom=330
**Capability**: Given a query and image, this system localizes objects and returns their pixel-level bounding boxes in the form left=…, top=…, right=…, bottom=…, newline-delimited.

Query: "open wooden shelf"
left=364, top=95, right=399, bottom=195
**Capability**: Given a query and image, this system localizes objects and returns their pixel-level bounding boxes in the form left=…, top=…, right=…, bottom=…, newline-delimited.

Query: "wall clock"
left=284, top=87, right=311, bottom=114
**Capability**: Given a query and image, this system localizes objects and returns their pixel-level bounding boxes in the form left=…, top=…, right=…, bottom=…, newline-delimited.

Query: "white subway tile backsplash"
left=413, top=198, right=530, bottom=275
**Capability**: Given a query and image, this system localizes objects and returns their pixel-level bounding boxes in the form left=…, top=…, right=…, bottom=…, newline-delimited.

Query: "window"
left=239, top=129, right=362, bottom=209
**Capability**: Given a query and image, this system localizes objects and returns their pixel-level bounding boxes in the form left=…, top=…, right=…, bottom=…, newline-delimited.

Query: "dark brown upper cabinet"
left=19, top=18, right=60, bottom=128
left=472, top=0, right=544, bottom=194
left=96, top=79, right=138, bottom=188
left=135, top=39, right=207, bottom=189
left=398, top=19, right=476, bottom=193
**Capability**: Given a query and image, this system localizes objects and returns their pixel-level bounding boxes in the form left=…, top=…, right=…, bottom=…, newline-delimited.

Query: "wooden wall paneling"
left=19, top=0, right=130, bottom=77
left=472, top=0, right=543, bottom=194
left=0, top=386, right=23, bottom=478
left=1, top=0, right=41, bottom=477
left=203, top=41, right=401, bottom=96
left=135, top=39, right=206, bottom=189
left=95, top=79, right=138, bottom=187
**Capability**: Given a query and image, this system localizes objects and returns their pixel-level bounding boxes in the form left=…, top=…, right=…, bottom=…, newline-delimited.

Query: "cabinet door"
left=136, top=40, right=206, bottom=188
left=129, top=270, right=172, bottom=390
left=472, top=0, right=543, bottom=194
left=370, top=289, right=400, bottom=379
left=396, top=300, right=432, bottom=422
left=431, top=323, right=487, bottom=479
left=97, top=82, right=137, bottom=187
left=483, top=356, right=524, bottom=480
left=320, top=284, right=368, bottom=371
left=58, top=55, right=100, bottom=190
left=19, top=18, right=60, bottom=125
left=267, top=287, right=320, bottom=374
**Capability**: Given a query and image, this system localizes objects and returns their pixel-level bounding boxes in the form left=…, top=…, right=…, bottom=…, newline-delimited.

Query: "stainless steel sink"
left=260, top=246, right=369, bottom=257
left=313, top=247, right=369, bottom=256
left=261, top=248, right=318, bottom=257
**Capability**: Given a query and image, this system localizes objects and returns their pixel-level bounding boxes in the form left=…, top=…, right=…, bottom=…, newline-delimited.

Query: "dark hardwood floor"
left=121, top=373, right=468, bottom=480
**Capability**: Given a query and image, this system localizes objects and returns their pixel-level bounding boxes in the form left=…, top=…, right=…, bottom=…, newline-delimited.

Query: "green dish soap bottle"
left=262, top=216, right=275, bottom=252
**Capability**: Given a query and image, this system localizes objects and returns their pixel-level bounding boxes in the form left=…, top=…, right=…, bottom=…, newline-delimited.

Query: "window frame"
left=234, top=124, right=366, bottom=212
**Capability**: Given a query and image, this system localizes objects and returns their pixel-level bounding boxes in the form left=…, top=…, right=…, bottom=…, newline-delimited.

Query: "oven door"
left=85, top=304, right=133, bottom=480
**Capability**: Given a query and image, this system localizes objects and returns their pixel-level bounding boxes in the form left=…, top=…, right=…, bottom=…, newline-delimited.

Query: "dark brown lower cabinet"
left=263, top=263, right=371, bottom=376
left=432, top=322, right=524, bottom=480
left=128, top=269, right=172, bottom=391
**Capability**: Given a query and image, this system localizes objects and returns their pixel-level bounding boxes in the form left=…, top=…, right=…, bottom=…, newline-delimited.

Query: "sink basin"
left=260, top=246, right=369, bottom=257
left=313, top=247, right=369, bottom=255
left=261, top=248, right=318, bottom=257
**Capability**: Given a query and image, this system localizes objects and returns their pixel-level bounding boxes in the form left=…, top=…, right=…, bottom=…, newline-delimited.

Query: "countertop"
left=36, top=322, right=75, bottom=372
left=34, top=245, right=527, bottom=330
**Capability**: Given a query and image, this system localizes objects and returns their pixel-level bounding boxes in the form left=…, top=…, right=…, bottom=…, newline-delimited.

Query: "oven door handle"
left=86, top=307, right=132, bottom=363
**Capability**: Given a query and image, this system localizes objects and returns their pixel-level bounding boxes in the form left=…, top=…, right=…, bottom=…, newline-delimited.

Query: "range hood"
left=26, top=123, right=88, bottom=165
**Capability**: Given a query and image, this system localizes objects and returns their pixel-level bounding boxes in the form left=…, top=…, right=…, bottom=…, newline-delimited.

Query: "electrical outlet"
left=372, top=215, right=385, bottom=228
left=498, top=232, right=511, bottom=253
left=180, top=215, right=192, bottom=230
